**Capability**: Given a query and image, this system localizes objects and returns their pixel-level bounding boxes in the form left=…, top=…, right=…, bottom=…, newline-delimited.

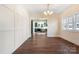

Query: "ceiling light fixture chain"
left=43, top=4, right=53, bottom=16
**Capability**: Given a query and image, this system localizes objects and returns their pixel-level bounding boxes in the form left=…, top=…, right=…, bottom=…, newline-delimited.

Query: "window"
left=62, top=13, right=79, bottom=31
left=75, top=13, right=79, bottom=30
left=62, top=17, right=68, bottom=30
left=67, top=16, right=74, bottom=30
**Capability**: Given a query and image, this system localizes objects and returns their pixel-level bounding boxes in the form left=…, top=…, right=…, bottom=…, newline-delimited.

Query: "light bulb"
left=49, top=11, right=53, bottom=15
left=43, top=11, right=47, bottom=15
left=44, top=10, right=53, bottom=16
left=47, top=10, right=50, bottom=13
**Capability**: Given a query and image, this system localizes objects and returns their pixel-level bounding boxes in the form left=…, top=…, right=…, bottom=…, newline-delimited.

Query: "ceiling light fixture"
left=43, top=4, right=53, bottom=16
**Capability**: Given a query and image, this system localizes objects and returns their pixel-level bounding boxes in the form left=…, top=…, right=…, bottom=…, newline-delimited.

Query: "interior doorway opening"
left=31, top=20, right=48, bottom=37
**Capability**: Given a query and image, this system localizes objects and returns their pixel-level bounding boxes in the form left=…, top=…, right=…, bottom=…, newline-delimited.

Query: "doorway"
left=31, top=20, right=48, bottom=37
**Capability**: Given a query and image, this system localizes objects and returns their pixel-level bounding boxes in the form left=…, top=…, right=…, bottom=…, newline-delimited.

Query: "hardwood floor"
left=13, top=35, right=79, bottom=54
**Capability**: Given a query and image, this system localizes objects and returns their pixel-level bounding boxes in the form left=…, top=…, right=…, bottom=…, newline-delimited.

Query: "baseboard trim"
left=59, top=36, right=79, bottom=47
left=12, top=37, right=31, bottom=54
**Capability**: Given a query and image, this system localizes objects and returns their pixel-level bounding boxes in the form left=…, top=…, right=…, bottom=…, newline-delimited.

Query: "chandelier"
left=43, top=4, right=53, bottom=16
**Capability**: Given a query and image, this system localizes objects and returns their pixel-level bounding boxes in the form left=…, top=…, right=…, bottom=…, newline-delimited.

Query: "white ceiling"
left=24, top=4, right=71, bottom=14
left=5, top=4, right=71, bottom=14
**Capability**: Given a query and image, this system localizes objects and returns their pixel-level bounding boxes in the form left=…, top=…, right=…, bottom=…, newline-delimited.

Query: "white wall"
left=0, top=5, right=31, bottom=54
left=47, top=18, right=58, bottom=37
left=14, top=11, right=30, bottom=50
left=0, top=5, right=14, bottom=54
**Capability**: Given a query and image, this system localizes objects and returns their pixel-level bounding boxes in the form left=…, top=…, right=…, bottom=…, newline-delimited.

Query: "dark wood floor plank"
left=13, top=35, right=79, bottom=54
